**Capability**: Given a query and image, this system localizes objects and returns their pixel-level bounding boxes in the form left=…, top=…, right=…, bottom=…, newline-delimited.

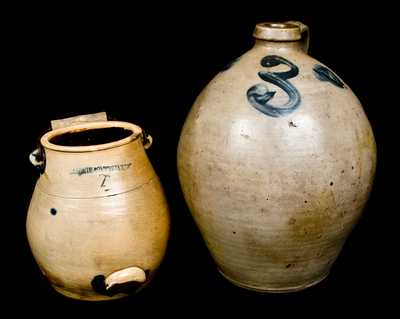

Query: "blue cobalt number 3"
left=247, top=55, right=301, bottom=118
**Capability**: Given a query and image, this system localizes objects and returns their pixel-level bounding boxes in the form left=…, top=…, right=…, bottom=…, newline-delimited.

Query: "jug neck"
left=252, top=21, right=309, bottom=53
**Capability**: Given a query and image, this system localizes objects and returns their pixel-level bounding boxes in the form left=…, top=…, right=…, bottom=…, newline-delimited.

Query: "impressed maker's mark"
left=71, top=163, right=132, bottom=176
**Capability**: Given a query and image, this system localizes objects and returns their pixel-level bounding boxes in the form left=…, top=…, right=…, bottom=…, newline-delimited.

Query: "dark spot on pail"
left=50, top=208, right=57, bottom=215
left=286, top=263, right=293, bottom=268
left=91, top=275, right=111, bottom=296
left=304, top=200, right=308, bottom=203
left=330, top=181, right=334, bottom=186
left=232, top=231, right=236, bottom=234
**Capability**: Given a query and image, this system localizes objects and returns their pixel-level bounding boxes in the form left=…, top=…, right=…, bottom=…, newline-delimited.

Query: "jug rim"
left=253, top=21, right=307, bottom=42
left=41, top=121, right=143, bottom=153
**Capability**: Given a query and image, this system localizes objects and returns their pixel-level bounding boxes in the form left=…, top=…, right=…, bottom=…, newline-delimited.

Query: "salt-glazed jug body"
left=177, top=22, right=376, bottom=292
left=27, top=115, right=170, bottom=300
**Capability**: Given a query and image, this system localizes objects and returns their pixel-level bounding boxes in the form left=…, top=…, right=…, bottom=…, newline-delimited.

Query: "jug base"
left=53, top=286, right=127, bottom=301
left=218, top=269, right=329, bottom=293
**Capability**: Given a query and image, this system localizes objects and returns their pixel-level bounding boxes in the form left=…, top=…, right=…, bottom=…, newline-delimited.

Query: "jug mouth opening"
left=41, top=121, right=143, bottom=152
left=253, top=22, right=302, bottom=41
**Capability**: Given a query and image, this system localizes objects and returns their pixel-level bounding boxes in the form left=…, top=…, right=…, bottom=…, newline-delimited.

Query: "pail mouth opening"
left=41, top=121, right=143, bottom=152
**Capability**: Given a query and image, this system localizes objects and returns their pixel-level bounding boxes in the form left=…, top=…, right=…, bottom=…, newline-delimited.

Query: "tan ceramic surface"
left=177, top=22, right=376, bottom=292
left=27, top=121, right=170, bottom=300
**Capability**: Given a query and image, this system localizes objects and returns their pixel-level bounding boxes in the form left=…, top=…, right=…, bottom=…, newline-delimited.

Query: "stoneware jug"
left=27, top=113, right=170, bottom=300
left=177, top=22, right=376, bottom=292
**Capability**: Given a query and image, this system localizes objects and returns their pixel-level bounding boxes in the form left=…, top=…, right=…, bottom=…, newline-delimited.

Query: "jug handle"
left=286, top=21, right=309, bottom=53
left=29, top=147, right=45, bottom=173
left=104, top=266, right=147, bottom=290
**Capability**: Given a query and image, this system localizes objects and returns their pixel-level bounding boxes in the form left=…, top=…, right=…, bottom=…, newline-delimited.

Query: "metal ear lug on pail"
left=142, top=131, right=153, bottom=149
left=29, top=147, right=45, bottom=174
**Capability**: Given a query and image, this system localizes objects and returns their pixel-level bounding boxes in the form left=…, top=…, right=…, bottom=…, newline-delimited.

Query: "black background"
left=3, top=3, right=395, bottom=316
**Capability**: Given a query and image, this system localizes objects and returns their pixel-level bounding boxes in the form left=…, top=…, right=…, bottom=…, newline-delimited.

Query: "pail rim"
left=41, top=121, right=143, bottom=152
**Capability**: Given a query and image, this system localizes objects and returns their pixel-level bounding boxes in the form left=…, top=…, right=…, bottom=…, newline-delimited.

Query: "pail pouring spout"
left=105, top=266, right=147, bottom=290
